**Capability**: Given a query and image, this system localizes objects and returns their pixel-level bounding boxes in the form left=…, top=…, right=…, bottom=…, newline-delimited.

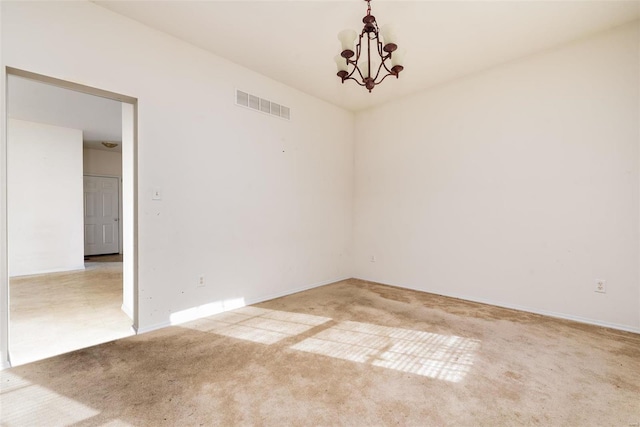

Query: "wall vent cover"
left=236, top=89, right=290, bottom=121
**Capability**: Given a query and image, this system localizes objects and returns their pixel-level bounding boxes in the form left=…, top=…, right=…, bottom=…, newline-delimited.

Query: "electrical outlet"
left=370, top=255, right=376, bottom=263
left=197, top=274, right=205, bottom=288
left=595, top=279, right=606, bottom=294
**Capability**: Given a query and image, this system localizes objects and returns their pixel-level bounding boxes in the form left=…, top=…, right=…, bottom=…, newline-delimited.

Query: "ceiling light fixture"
left=335, top=0, right=405, bottom=92
left=101, top=142, right=119, bottom=149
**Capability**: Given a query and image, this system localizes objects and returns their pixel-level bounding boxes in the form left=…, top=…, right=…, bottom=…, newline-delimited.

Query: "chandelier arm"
left=344, top=76, right=368, bottom=87
left=372, top=59, right=385, bottom=82
left=372, top=39, right=393, bottom=83
left=371, top=38, right=389, bottom=82
left=378, top=56, right=394, bottom=76
left=346, top=54, right=366, bottom=81
left=355, top=31, right=364, bottom=61
left=376, top=37, right=393, bottom=68
left=376, top=34, right=385, bottom=58
left=345, top=63, right=365, bottom=82
left=354, top=64, right=367, bottom=82
left=374, top=71, right=397, bottom=85
left=347, top=46, right=367, bottom=82
left=342, top=31, right=367, bottom=81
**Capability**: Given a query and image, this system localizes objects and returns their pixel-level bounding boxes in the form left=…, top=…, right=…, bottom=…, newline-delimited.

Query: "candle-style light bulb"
left=381, top=24, right=398, bottom=52
left=334, top=55, right=349, bottom=80
left=337, top=29, right=357, bottom=57
left=334, top=55, right=349, bottom=72
left=390, top=48, right=405, bottom=75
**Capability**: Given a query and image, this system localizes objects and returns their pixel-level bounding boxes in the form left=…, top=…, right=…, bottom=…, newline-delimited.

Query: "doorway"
left=84, top=175, right=121, bottom=256
left=2, top=68, right=138, bottom=367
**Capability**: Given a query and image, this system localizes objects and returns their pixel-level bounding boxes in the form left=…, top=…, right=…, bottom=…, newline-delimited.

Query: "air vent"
left=236, top=90, right=249, bottom=107
left=249, top=94, right=260, bottom=110
left=260, top=98, right=270, bottom=114
left=236, top=89, right=291, bottom=121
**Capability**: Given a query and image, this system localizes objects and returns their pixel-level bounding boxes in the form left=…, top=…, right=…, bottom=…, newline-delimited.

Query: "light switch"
left=152, top=187, right=162, bottom=200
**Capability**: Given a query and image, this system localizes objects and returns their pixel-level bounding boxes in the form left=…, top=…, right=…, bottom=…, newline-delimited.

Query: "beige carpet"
left=1, top=279, right=639, bottom=426
left=9, top=261, right=132, bottom=366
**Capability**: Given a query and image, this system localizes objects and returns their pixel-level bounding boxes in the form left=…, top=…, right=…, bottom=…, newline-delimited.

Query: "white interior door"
left=84, top=176, right=120, bottom=255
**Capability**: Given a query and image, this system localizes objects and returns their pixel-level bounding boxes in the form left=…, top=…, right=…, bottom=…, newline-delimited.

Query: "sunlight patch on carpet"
left=99, top=420, right=136, bottom=427
left=169, top=297, right=247, bottom=325
left=290, top=321, right=480, bottom=382
left=182, top=306, right=332, bottom=345
left=0, top=371, right=99, bottom=425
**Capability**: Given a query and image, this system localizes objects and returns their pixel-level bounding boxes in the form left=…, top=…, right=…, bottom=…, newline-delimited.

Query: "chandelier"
left=334, top=0, right=405, bottom=92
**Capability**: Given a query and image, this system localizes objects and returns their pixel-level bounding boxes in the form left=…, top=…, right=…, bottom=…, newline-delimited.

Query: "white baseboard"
left=135, top=276, right=351, bottom=335
left=354, top=276, right=640, bottom=334
left=244, top=276, right=351, bottom=307
left=10, top=265, right=86, bottom=278
left=1, top=359, right=11, bottom=371
left=135, top=320, right=171, bottom=335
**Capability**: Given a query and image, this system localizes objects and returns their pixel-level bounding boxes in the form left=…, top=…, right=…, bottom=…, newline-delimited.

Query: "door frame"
left=1, top=67, right=139, bottom=368
left=84, top=174, right=123, bottom=255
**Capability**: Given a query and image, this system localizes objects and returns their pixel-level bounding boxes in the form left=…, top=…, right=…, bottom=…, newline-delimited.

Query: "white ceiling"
left=7, top=75, right=123, bottom=152
left=93, top=0, right=640, bottom=112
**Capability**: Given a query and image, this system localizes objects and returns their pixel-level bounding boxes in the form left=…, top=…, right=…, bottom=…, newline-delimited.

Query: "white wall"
left=121, top=103, right=135, bottom=320
left=83, top=148, right=122, bottom=177
left=0, top=0, right=354, bottom=345
left=7, top=119, right=85, bottom=276
left=354, top=22, right=640, bottom=331
left=0, top=2, right=10, bottom=369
